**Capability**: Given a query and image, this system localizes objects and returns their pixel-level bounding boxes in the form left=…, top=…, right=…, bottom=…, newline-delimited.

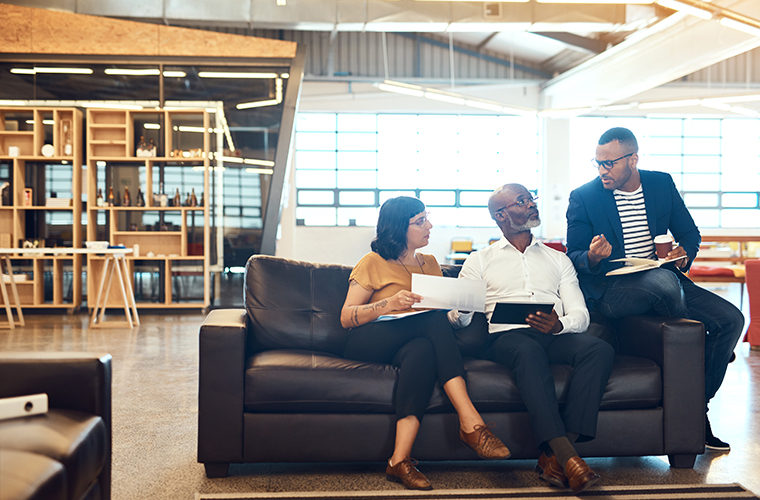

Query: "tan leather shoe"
left=460, top=424, right=511, bottom=459
left=535, top=452, right=569, bottom=489
left=565, top=456, right=600, bottom=494
left=386, top=458, right=432, bottom=490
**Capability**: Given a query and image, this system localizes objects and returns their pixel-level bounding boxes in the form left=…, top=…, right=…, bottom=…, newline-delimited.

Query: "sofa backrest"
left=243, top=254, right=615, bottom=357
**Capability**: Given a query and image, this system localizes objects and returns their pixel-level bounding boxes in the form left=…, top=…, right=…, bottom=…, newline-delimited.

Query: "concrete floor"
left=0, top=282, right=757, bottom=499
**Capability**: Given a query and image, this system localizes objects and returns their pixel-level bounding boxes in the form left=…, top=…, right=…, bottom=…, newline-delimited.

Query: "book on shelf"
left=606, top=256, right=683, bottom=276
left=45, top=198, right=72, bottom=207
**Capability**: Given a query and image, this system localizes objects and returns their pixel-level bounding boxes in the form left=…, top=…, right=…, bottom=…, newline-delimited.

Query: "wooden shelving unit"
left=85, top=108, right=211, bottom=309
left=0, top=107, right=83, bottom=309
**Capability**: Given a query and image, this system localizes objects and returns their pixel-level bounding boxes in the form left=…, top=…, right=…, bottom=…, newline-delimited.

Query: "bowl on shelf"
left=85, top=241, right=109, bottom=250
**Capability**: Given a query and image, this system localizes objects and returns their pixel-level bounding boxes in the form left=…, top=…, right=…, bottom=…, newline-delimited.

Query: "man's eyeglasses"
left=410, top=212, right=431, bottom=226
left=494, top=195, right=539, bottom=216
left=591, top=153, right=634, bottom=170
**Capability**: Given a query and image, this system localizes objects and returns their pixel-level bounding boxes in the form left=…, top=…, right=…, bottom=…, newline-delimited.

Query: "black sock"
left=548, top=436, right=579, bottom=470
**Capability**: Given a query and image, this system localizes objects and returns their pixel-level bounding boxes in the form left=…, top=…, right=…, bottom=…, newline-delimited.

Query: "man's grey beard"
left=505, top=212, right=541, bottom=232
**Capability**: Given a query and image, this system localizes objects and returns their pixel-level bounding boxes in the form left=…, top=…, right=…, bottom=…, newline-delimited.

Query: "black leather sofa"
left=0, top=352, right=111, bottom=500
left=198, top=255, right=706, bottom=478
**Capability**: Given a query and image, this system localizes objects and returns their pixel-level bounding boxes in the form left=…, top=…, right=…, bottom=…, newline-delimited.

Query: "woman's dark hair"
left=371, top=196, right=426, bottom=260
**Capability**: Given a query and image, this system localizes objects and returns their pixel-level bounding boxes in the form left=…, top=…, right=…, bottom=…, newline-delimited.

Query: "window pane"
left=379, top=191, right=416, bottom=204
left=339, top=191, right=375, bottom=205
left=647, top=137, right=682, bottom=155
left=296, top=132, right=336, bottom=151
left=722, top=193, right=758, bottom=208
left=683, top=118, right=720, bottom=136
left=298, top=190, right=334, bottom=205
left=684, top=193, right=718, bottom=207
left=337, top=132, right=376, bottom=151
left=645, top=155, right=681, bottom=174
left=682, top=155, right=720, bottom=173
left=646, top=118, right=682, bottom=136
left=337, top=151, right=376, bottom=170
left=296, top=113, right=336, bottom=132
left=690, top=209, right=720, bottom=228
left=337, top=114, right=376, bottom=132
left=460, top=191, right=491, bottom=206
left=296, top=207, right=336, bottom=226
left=296, top=151, right=336, bottom=170
left=419, top=191, right=455, bottom=206
left=683, top=138, right=720, bottom=155
left=296, top=170, right=336, bottom=189
left=682, top=174, right=720, bottom=191
left=720, top=209, right=758, bottom=227
left=338, top=207, right=378, bottom=226
left=338, top=170, right=376, bottom=189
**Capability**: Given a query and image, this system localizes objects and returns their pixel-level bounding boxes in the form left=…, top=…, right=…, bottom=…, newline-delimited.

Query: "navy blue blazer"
left=566, top=169, right=701, bottom=304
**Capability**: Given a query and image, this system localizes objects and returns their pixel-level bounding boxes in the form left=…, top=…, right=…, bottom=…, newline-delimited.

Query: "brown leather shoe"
left=386, top=458, right=432, bottom=490
left=460, top=424, right=511, bottom=459
left=565, top=456, right=600, bottom=494
left=534, top=452, right=569, bottom=489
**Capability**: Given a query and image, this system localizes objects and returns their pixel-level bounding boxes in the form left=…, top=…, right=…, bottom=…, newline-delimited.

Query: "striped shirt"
left=613, top=186, right=655, bottom=259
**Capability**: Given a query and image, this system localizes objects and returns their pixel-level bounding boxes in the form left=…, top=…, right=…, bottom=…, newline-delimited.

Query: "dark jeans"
left=480, top=328, right=615, bottom=447
left=343, top=310, right=465, bottom=422
left=596, top=268, right=745, bottom=407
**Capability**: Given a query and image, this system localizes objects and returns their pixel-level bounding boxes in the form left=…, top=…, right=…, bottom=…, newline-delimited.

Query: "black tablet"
left=491, top=302, right=555, bottom=324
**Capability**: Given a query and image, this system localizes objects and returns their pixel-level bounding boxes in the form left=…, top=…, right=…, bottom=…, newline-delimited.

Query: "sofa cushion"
left=245, top=256, right=351, bottom=356
left=0, top=449, right=67, bottom=500
left=244, top=351, right=662, bottom=414
left=0, top=409, right=107, bottom=500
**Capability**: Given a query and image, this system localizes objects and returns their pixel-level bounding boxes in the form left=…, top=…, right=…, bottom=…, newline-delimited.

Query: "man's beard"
left=505, top=212, right=541, bottom=232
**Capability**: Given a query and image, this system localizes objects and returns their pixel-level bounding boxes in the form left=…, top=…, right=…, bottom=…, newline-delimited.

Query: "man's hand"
left=665, top=245, right=689, bottom=269
left=588, top=234, right=612, bottom=268
left=527, top=309, right=562, bottom=334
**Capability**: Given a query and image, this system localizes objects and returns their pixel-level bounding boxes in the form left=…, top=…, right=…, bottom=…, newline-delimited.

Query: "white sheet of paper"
left=411, top=274, right=486, bottom=313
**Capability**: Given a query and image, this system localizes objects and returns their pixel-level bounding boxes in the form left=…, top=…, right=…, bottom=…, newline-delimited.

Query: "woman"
left=340, top=196, right=510, bottom=490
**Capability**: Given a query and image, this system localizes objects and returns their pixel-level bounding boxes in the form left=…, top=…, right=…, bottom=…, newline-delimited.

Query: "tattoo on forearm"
left=351, top=307, right=359, bottom=327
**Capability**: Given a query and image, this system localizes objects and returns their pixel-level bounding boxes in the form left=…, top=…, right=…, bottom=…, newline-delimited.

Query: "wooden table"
left=0, top=248, right=139, bottom=329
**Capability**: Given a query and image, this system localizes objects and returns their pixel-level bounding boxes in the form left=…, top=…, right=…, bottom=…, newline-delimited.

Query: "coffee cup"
left=654, top=234, right=673, bottom=259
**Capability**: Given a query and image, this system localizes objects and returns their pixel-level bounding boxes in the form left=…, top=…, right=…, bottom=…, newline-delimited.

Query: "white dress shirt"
left=448, top=235, right=590, bottom=335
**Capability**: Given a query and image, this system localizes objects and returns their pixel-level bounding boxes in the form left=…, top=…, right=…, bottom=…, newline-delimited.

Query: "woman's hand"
left=388, top=290, right=423, bottom=312
left=526, top=309, right=562, bottom=334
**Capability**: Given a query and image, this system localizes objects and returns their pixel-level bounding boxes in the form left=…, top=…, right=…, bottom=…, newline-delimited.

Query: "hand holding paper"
left=411, top=274, right=487, bottom=313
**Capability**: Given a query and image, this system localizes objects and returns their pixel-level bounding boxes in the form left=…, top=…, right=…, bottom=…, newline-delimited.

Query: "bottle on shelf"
left=190, top=188, right=198, bottom=207
left=97, top=188, right=104, bottom=207
left=148, top=138, right=157, bottom=157
left=136, top=188, right=145, bottom=207
left=158, top=181, right=167, bottom=207
left=114, top=189, right=121, bottom=207
left=107, top=186, right=115, bottom=207
left=123, top=187, right=131, bottom=207
left=136, top=136, right=148, bottom=157
left=173, top=188, right=181, bottom=207
left=198, top=192, right=203, bottom=207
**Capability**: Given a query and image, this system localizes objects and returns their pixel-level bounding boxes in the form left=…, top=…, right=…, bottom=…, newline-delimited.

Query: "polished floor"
left=0, top=283, right=757, bottom=499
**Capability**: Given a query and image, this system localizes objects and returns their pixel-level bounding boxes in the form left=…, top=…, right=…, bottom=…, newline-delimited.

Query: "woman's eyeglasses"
left=410, top=212, right=431, bottom=226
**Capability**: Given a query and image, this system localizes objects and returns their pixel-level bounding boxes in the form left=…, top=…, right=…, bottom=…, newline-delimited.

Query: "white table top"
left=0, top=248, right=133, bottom=255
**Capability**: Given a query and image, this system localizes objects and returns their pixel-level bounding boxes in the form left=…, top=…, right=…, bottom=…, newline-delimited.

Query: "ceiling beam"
left=532, top=32, right=606, bottom=55
left=541, top=2, right=760, bottom=110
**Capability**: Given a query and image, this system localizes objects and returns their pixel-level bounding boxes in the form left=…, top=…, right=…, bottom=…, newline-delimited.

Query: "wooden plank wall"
left=0, top=3, right=297, bottom=59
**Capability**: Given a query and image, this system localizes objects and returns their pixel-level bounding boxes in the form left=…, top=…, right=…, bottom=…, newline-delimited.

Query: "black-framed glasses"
left=410, top=212, right=431, bottom=226
left=591, top=153, right=634, bottom=170
left=494, top=195, right=539, bottom=216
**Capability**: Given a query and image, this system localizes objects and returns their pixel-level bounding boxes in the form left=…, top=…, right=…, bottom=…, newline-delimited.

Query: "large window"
left=295, top=113, right=540, bottom=227
left=570, top=117, right=760, bottom=228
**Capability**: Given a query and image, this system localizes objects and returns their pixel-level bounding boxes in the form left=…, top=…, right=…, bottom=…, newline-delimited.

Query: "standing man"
left=566, top=127, right=744, bottom=451
left=449, top=184, right=614, bottom=494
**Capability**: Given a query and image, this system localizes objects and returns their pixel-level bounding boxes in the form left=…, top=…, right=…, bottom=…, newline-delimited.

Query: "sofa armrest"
left=0, top=352, right=112, bottom=428
left=198, top=309, right=248, bottom=464
left=615, top=316, right=705, bottom=455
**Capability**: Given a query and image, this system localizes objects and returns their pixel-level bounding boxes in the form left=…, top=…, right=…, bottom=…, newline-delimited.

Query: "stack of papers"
left=46, top=198, right=72, bottom=207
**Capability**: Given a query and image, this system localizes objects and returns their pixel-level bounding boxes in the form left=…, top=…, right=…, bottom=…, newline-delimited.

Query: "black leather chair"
left=198, top=255, right=705, bottom=478
left=0, top=352, right=112, bottom=500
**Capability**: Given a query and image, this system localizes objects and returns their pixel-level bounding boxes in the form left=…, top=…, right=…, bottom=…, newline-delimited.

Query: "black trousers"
left=343, top=310, right=466, bottom=422
left=481, top=328, right=615, bottom=448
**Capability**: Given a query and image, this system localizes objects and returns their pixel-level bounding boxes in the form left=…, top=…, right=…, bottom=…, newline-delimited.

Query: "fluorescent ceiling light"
left=730, top=106, right=759, bottom=116
left=416, top=0, right=527, bottom=2
left=11, top=67, right=93, bottom=75
left=537, top=0, right=652, bottom=3
left=700, top=101, right=732, bottom=111
left=465, top=100, right=504, bottom=112
left=0, top=100, right=25, bottom=106
left=502, top=105, right=537, bottom=117
left=599, top=104, right=635, bottom=111
left=163, top=71, right=186, bottom=78
left=424, top=92, right=466, bottom=105
left=243, top=159, right=275, bottom=167
left=280, top=73, right=290, bottom=79
left=104, top=69, right=187, bottom=77
left=236, top=99, right=280, bottom=110
left=656, top=0, right=712, bottom=19
left=638, top=98, right=701, bottom=109
left=378, top=82, right=424, bottom=98
left=26, top=119, right=55, bottom=125
left=720, top=17, right=760, bottom=37
left=447, top=23, right=532, bottom=32
left=246, top=168, right=275, bottom=174
left=220, top=156, right=244, bottom=163
left=365, top=22, right=449, bottom=32
left=81, top=102, right=143, bottom=110
left=175, top=126, right=222, bottom=133
left=198, top=71, right=278, bottom=79
left=144, top=123, right=161, bottom=129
